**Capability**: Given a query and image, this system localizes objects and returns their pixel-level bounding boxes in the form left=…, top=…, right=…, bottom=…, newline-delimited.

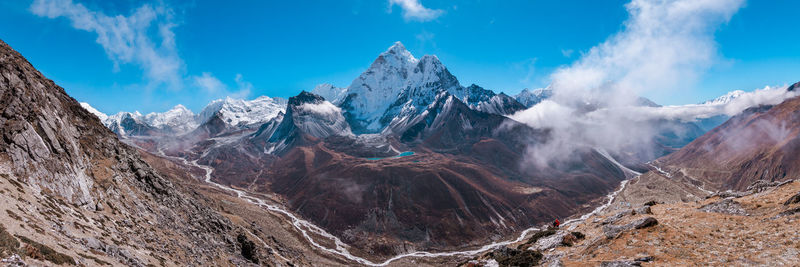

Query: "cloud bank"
left=31, top=0, right=183, bottom=89
left=389, top=0, right=444, bottom=22
left=511, top=0, right=754, bottom=167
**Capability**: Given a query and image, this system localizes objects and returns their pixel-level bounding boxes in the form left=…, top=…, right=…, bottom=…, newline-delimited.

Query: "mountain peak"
left=288, top=91, right=325, bottom=106
left=386, top=41, right=408, bottom=53
left=789, top=81, right=799, bottom=92
left=378, top=41, right=417, bottom=64
left=171, top=104, right=190, bottom=111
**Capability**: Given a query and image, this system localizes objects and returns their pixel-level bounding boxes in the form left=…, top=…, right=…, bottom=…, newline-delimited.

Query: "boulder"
left=784, top=192, right=800, bottom=205
left=600, top=260, right=641, bottom=267
left=634, top=206, right=651, bottom=215
left=632, top=217, right=658, bottom=229
left=603, top=217, right=658, bottom=239
left=699, top=199, right=747, bottom=215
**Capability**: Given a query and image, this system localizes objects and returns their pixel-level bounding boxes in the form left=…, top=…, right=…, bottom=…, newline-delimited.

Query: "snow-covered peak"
left=703, top=90, right=746, bottom=105
left=342, top=42, right=423, bottom=132
left=198, top=95, right=287, bottom=127
left=79, top=102, right=108, bottom=122
left=265, top=91, right=352, bottom=152
left=311, top=83, right=347, bottom=105
left=108, top=111, right=143, bottom=121
left=515, top=87, right=553, bottom=107
left=383, top=41, right=417, bottom=64
left=143, top=104, right=197, bottom=134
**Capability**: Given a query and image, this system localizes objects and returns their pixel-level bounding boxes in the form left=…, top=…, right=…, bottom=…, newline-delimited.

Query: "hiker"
left=552, top=219, right=560, bottom=228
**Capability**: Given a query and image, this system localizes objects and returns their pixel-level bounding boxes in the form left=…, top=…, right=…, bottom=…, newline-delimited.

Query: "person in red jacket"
left=552, top=219, right=560, bottom=228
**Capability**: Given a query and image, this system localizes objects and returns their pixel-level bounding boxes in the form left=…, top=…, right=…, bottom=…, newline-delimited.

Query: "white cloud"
left=30, top=0, right=183, bottom=89
left=613, top=85, right=798, bottom=122
left=389, top=0, right=444, bottom=22
left=299, top=102, right=342, bottom=116
left=511, top=0, right=747, bottom=167
left=193, top=72, right=254, bottom=99
left=232, top=74, right=253, bottom=99
left=194, top=72, right=225, bottom=93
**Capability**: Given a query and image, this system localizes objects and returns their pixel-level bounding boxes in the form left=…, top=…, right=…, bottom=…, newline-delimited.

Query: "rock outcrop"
left=0, top=39, right=274, bottom=265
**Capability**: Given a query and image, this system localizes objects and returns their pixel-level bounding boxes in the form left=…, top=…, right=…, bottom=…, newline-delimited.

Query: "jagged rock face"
left=658, top=85, right=800, bottom=191
left=1, top=40, right=105, bottom=206
left=0, top=39, right=263, bottom=265
left=388, top=91, right=540, bottom=151
left=264, top=91, right=351, bottom=154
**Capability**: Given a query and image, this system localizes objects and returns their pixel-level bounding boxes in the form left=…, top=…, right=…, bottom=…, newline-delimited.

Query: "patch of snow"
left=79, top=102, right=108, bottom=121
left=143, top=104, right=197, bottom=134
left=198, top=95, right=287, bottom=127
left=311, top=83, right=348, bottom=105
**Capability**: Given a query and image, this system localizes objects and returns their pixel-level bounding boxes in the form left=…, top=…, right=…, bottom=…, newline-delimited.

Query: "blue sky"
left=0, top=0, right=798, bottom=114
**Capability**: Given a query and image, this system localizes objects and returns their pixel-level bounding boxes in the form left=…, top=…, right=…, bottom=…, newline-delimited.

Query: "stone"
left=632, top=217, right=658, bottom=229
left=634, top=206, right=651, bottom=215
left=602, top=209, right=634, bottom=225
left=603, top=217, right=658, bottom=239
left=699, top=199, right=747, bottom=215
left=784, top=192, right=800, bottom=206
left=601, top=260, right=641, bottom=267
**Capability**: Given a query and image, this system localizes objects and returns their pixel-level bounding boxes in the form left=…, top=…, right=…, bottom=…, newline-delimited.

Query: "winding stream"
left=161, top=150, right=635, bottom=266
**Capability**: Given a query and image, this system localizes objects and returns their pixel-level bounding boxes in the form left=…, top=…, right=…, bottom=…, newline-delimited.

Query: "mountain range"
left=4, top=38, right=800, bottom=266
left=79, top=42, right=787, bottom=255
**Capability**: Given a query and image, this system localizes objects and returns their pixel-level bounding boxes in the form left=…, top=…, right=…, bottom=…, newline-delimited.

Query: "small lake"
left=366, top=151, right=415, bottom=160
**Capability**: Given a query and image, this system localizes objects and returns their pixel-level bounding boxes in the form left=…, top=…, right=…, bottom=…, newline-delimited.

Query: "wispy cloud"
left=30, top=0, right=183, bottom=89
left=194, top=72, right=225, bottom=93
left=193, top=72, right=253, bottom=99
left=232, top=74, right=254, bottom=99
left=389, top=0, right=443, bottom=22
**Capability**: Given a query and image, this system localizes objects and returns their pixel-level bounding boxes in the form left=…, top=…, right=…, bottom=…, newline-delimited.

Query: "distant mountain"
left=656, top=82, right=800, bottom=191
left=83, top=96, right=286, bottom=138
left=328, top=42, right=526, bottom=134
left=197, top=96, right=286, bottom=128
left=311, top=83, right=348, bottom=105
left=263, top=91, right=352, bottom=154
left=143, top=104, right=197, bottom=134
left=514, top=87, right=553, bottom=107
left=702, top=90, right=746, bottom=105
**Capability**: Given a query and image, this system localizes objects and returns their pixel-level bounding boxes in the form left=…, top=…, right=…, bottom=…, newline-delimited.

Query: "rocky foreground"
left=459, top=173, right=800, bottom=267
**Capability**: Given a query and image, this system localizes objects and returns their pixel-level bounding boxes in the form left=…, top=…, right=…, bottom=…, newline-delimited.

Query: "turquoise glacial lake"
left=366, top=151, right=415, bottom=160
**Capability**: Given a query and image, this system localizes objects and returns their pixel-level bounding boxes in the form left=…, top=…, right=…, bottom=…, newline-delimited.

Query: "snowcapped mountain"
left=81, top=96, right=287, bottom=137
left=702, top=90, right=746, bottom=105
left=460, top=84, right=526, bottom=115
left=79, top=102, right=108, bottom=121
left=198, top=96, right=287, bottom=128
left=311, top=83, right=348, bottom=105
left=143, top=104, right=197, bottom=134
left=333, top=41, right=525, bottom=134
left=514, top=87, right=553, bottom=107
left=339, top=42, right=423, bottom=133
left=265, top=91, right=352, bottom=154
left=105, top=111, right=155, bottom=136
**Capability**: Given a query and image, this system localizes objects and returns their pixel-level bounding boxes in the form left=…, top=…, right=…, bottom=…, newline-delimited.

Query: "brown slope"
left=259, top=93, right=629, bottom=258
left=655, top=84, right=800, bottom=191
left=0, top=39, right=276, bottom=265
